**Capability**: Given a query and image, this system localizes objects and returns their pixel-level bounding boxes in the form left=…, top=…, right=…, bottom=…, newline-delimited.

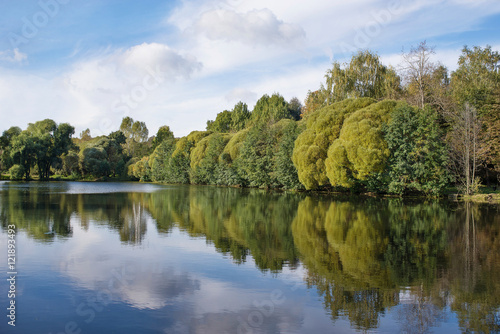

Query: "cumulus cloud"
left=0, top=48, right=27, bottom=63
left=59, top=42, right=202, bottom=134
left=193, top=8, right=306, bottom=46
left=65, top=42, right=201, bottom=93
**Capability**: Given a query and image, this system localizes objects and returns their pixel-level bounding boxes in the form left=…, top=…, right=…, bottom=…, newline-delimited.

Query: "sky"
left=0, top=0, right=499, bottom=138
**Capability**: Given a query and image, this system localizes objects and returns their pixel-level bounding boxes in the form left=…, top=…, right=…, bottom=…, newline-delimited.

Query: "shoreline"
left=2, top=177, right=500, bottom=203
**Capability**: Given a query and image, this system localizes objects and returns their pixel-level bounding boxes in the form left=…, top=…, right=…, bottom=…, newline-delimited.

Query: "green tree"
left=206, top=110, right=233, bottom=132
left=324, top=50, right=401, bottom=105
left=451, top=45, right=500, bottom=111
left=79, top=128, right=92, bottom=141
left=61, top=151, right=80, bottom=176
left=120, top=117, right=150, bottom=157
left=292, top=98, right=376, bottom=190
left=108, top=130, right=126, bottom=145
left=239, top=124, right=275, bottom=187
left=190, top=133, right=231, bottom=184
left=79, top=146, right=110, bottom=178
left=0, top=126, right=22, bottom=171
left=288, top=97, right=303, bottom=121
left=151, top=125, right=175, bottom=152
left=230, top=102, right=251, bottom=131
left=274, top=120, right=304, bottom=189
left=130, top=156, right=151, bottom=181
left=250, top=93, right=291, bottom=125
left=384, top=105, right=451, bottom=195
left=325, top=100, right=398, bottom=189
left=24, top=120, right=75, bottom=180
left=167, top=137, right=194, bottom=184
left=10, top=131, right=36, bottom=180
left=8, top=164, right=25, bottom=180
left=149, top=136, right=176, bottom=182
left=449, top=45, right=500, bottom=186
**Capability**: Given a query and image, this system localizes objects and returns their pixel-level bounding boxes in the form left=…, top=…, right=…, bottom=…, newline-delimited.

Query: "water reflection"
left=0, top=183, right=149, bottom=244
left=0, top=182, right=499, bottom=333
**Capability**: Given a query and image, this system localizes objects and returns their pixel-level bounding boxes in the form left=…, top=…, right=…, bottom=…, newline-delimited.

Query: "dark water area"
left=0, top=181, right=499, bottom=333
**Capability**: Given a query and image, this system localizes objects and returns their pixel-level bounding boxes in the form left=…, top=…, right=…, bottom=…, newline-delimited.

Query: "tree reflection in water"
left=1, top=183, right=499, bottom=332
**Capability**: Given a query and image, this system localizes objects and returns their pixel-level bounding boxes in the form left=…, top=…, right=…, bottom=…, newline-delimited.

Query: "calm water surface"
left=0, top=181, right=499, bottom=334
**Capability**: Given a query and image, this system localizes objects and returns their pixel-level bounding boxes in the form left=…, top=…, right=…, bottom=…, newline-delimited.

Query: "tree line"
left=1, top=43, right=499, bottom=195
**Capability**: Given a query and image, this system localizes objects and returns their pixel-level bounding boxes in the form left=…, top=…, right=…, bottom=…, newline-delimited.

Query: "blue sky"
left=1, top=0, right=499, bottom=138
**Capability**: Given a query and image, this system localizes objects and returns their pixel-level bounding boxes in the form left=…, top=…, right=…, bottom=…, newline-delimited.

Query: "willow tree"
left=292, top=98, right=376, bottom=190
left=190, top=133, right=231, bottom=184
left=325, top=100, right=398, bottom=189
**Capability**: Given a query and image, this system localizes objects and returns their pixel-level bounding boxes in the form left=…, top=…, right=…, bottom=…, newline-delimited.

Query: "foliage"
left=325, top=100, right=398, bottom=189
left=384, top=105, right=451, bottom=195
left=166, top=137, right=192, bottom=184
left=150, top=125, right=175, bottom=152
left=323, top=50, right=401, bottom=105
left=61, top=151, right=80, bottom=176
left=0, top=126, right=22, bottom=171
left=9, top=164, right=25, bottom=180
left=130, top=156, right=151, bottom=181
left=292, top=98, right=376, bottom=190
left=120, top=116, right=150, bottom=157
left=206, top=110, right=233, bottom=132
left=274, top=120, right=304, bottom=189
left=400, top=41, right=439, bottom=109
left=9, top=119, right=75, bottom=180
left=288, top=97, right=303, bottom=121
left=190, top=133, right=231, bottom=184
left=449, top=45, right=500, bottom=184
left=206, top=102, right=251, bottom=133
left=249, top=93, right=292, bottom=126
left=149, top=136, right=176, bottom=182
left=451, top=45, right=500, bottom=111
left=238, top=124, right=276, bottom=187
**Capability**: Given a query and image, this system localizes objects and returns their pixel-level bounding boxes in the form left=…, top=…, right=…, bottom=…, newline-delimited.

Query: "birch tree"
left=400, top=41, right=437, bottom=109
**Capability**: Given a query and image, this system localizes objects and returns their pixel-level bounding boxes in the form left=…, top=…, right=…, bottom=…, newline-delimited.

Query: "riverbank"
left=3, top=173, right=500, bottom=203
left=460, top=193, right=500, bottom=204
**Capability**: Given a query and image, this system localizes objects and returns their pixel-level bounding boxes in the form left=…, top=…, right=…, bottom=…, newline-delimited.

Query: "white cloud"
left=0, top=43, right=202, bottom=137
left=64, top=42, right=201, bottom=93
left=225, top=88, right=257, bottom=103
left=0, top=48, right=27, bottom=63
left=193, top=8, right=305, bottom=47
left=60, top=42, right=202, bottom=135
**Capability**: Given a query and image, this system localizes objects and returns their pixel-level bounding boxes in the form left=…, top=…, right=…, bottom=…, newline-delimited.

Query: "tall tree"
left=10, top=131, right=36, bottom=180
left=451, top=45, right=500, bottom=111
left=151, top=125, right=175, bottom=151
left=400, top=41, right=438, bottom=109
left=250, top=93, right=291, bottom=125
left=447, top=103, right=484, bottom=194
left=288, top=97, right=303, bottom=121
left=18, top=119, right=75, bottom=180
left=0, top=126, right=22, bottom=171
left=230, top=101, right=251, bottom=131
left=120, top=117, right=149, bottom=157
left=324, top=50, right=400, bottom=104
left=384, top=105, right=450, bottom=195
left=206, top=110, right=233, bottom=132
left=450, top=45, right=500, bottom=187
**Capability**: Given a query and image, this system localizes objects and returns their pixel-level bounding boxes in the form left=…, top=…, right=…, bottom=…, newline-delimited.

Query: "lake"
left=0, top=181, right=499, bottom=333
